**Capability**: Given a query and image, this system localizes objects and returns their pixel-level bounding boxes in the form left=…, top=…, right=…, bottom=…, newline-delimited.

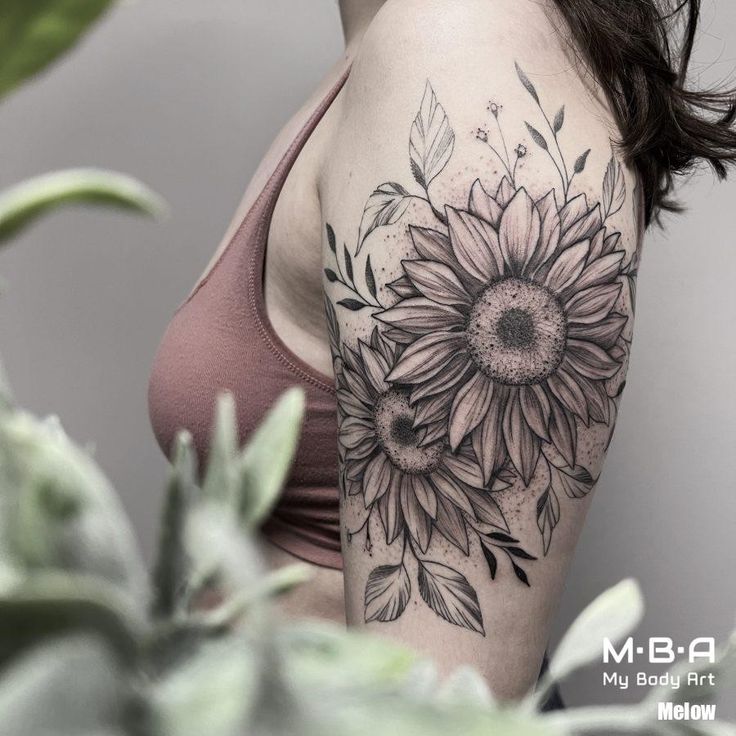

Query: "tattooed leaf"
left=356, top=182, right=411, bottom=254
left=487, top=532, right=519, bottom=544
left=553, top=105, right=565, bottom=133
left=324, top=268, right=338, bottom=283
left=481, top=543, right=498, bottom=580
left=326, top=223, right=337, bottom=253
left=507, top=547, right=537, bottom=561
left=525, top=122, right=548, bottom=151
left=574, top=148, right=591, bottom=174
left=418, top=560, right=484, bottom=634
left=511, top=561, right=530, bottom=587
left=337, top=298, right=367, bottom=311
left=365, top=255, right=377, bottom=299
left=365, top=564, right=411, bottom=623
left=409, top=81, right=455, bottom=190
left=536, top=485, right=561, bottom=555
left=343, top=245, right=354, bottom=283
left=515, top=62, right=540, bottom=104
left=549, top=462, right=597, bottom=499
left=602, top=155, right=626, bottom=219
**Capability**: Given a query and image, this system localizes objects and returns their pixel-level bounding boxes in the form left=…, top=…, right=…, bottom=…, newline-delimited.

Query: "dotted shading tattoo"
left=325, top=64, right=637, bottom=635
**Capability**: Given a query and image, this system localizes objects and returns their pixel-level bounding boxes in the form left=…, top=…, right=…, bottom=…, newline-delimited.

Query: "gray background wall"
left=1, top=0, right=734, bottom=712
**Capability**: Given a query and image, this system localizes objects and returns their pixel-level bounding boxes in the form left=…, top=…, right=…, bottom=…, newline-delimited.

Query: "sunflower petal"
left=339, top=416, right=374, bottom=449
left=465, top=488, right=509, bottom=531
left=378, top=472, right=404, bottom=544
left=410, top=355, right=471, bottom=402
left=387, top=332, right=464, bottom=383
left=448, top=372, right=494, bottom=450
left=558, top=193, right=590, bottom=232
left=403, top=259, right=472, bottom=307
left=401, top=478, right=432, bottom=552
left=377, top=297, right=464, bottom=334
left=560, top=203, right=603, bottom=248
left=411, top=474, right=438, bottom=518
left=358, top=341, right=390, bottom=394
left=363, top=452, right=392, bottom=506
left=570, top=250, right=625, bottom=294
left=432, top=469, right=476, bottom=516
left=342, top=368, right=374, bottom=405
left=566, top=283, right=622, bottom=324
left=547, top=362, right=591, bottom=424
left=498, top=187, right=541, bottom=274
left=410, top=225, right=456, bottom=267
left=413, top=393, right=450, bottom=427
left=337, top=388, right=372, bottom=420
left=566, top=339, right=622, bottom=380
left=568, top=313, right=627, bottom=349
left=417, top=420, right=447, bottom=447
left=502, top=392, right=541, bottom=485
left=548, top=396, right=577, bottom=467
left=544, top=240, right=589, bottom=293
left=520, top=384, right=552, bottom=441
left=447, top=207, right=502, bottom=283
left=472, top=389, right=508, bottom=484
left=435, top=494, right=470, bottom=553
left=388, top=274, right=419, bottom=298
left=586, top=380, right=611, bottom=424
left=468, top=178, right=503, bottom=227
left=442, top=452, right=485, bottom=488
left=496, top=177, right=515, bottom=206
left=527, top=190, right=560, bottom=274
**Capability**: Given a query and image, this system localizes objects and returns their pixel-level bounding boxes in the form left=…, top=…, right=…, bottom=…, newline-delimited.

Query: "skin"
left=205, top=0, right=642, bottom=699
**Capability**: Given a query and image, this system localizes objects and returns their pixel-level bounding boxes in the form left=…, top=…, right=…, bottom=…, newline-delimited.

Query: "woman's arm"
left=320, top=0, right=639, bottom=699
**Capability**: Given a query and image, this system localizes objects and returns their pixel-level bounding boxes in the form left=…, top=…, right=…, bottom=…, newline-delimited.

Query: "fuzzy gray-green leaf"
left=0, top=169, right=166, bottom=245
left=238, top=388, right=305, bottom=528
left=549, top=578, right=644, bottom=683
left=152, top=430, right=198, bottom=618
left=0, top=635, right=126, bottom=736
left=0, top=410, right=147, bottom=599
left=202, top=393, right=238, bottom=507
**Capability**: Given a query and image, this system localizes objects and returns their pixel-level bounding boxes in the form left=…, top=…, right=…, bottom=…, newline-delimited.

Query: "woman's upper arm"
left=320, top=0, right=639, bottom=699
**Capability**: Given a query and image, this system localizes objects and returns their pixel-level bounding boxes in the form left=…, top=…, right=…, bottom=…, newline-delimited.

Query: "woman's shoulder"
left=326, top=0, right=641, bottom=253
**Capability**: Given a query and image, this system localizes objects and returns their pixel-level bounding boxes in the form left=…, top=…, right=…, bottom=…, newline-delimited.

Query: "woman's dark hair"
left=552, top=0, right=736, bottom=225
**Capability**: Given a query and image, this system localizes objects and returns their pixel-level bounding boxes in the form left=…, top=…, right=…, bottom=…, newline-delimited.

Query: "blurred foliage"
left=0, top=0, right=116, bottom=99
left=0, top=378, right=733, bottom=736
left=0, top=0, right=164, bottom=244
left=0, top=1, right=734, bottom=735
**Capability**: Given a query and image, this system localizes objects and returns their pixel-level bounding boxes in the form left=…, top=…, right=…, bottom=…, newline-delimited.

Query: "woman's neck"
left=339, top=0, right=387, bottom=52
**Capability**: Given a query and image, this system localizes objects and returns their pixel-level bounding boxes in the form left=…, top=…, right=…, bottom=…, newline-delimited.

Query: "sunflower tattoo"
left=325, top=64, right=635, bottom=635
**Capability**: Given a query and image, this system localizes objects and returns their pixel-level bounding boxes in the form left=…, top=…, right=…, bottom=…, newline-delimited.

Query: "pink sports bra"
left=147, top=69, right=351, bottom=570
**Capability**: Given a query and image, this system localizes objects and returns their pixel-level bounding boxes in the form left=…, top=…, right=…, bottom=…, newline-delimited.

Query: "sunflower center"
left=465, top=277, right=567, bottom=385
left=497, top=307, right=536, bottom=348
left=374, top=390, right=445, bottom=474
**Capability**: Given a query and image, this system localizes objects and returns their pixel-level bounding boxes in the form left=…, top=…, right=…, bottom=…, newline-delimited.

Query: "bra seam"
left=245, top=72, right=351, bottom=395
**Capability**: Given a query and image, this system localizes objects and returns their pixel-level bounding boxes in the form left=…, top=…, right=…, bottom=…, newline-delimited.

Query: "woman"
left=148, top=0, right=736, bottom=703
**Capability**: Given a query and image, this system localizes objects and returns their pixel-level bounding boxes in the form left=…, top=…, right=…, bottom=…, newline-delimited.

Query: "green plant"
left=0, top=0, right=164, bottom=249
left=0, top=377, right=734, bottom=736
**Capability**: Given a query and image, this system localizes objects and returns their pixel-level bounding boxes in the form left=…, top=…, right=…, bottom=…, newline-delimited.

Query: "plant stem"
left=539, top=107, right=570, bottom=200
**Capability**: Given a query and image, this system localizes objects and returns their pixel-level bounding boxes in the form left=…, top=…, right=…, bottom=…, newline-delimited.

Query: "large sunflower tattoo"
left=378, top=179, right=628, bottom=488
left=327, top=65, right=635, bottom=635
